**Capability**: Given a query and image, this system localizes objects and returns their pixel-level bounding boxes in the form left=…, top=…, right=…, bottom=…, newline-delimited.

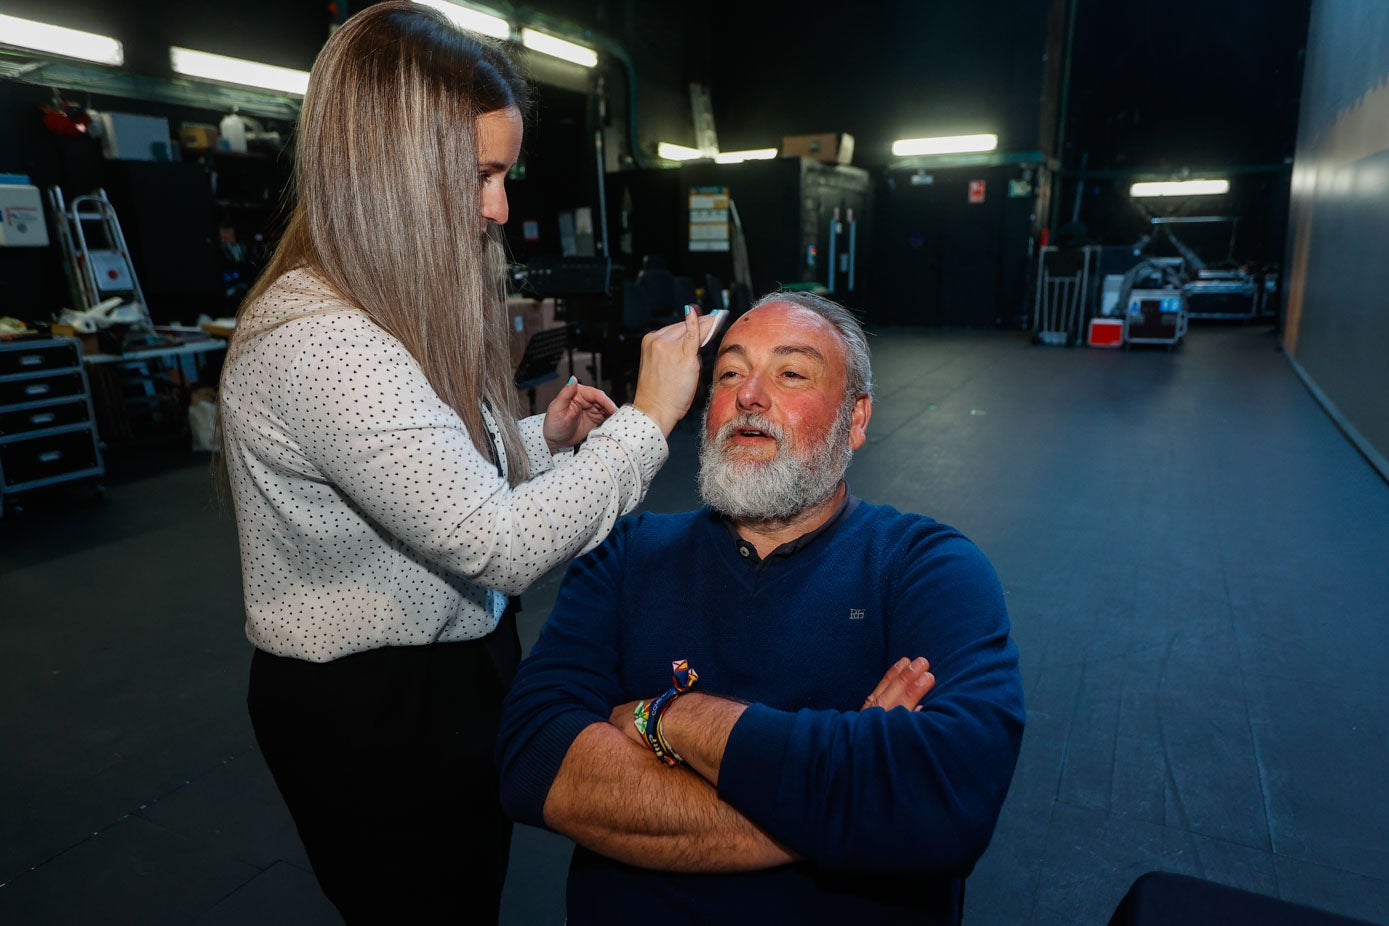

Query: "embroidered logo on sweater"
left=849, top=609, right=865, bottom=620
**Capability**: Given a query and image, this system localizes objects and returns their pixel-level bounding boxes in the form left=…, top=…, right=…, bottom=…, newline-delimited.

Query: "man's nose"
left=736, top=372, right=769, bottom=410
left=482, top=186, right=509, bottom=226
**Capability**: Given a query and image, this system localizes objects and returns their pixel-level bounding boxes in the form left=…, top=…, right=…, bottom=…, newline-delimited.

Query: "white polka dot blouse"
left=219, top=269, right=668, bottom=662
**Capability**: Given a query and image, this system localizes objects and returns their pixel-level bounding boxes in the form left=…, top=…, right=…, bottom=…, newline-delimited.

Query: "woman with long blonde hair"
left=217, top=3, right=719, bottom=920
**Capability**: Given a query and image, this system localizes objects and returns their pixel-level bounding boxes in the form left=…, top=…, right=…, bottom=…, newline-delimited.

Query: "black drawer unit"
left=0, top=400, right=92, bottom=436
left=0, top=339, right=81, bottom=376
left=0, top=370, right=88, bottom=406
left=0, top=429, right=102, bottom=486
left=0, top=337, right=105, bottom=517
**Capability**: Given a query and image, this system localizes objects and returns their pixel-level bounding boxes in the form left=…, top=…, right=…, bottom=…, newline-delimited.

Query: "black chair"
left=728, top=281, right=753, bottom=318
left=704, top=274, right=727, bottom=312
left=636, top=265, right=678, bottom=324
left=1109, top=871, right=1378, bottom=926
left=514, top=324, right=571, bottom=415
left=673, top=275, right=699, bottom=313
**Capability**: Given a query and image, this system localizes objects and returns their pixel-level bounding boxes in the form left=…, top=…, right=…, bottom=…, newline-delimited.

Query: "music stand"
left=514, top=324, right=571, bottom=415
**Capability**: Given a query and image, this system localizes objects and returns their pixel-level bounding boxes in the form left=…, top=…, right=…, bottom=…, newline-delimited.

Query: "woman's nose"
left=482, top=185, right=509, bottom=226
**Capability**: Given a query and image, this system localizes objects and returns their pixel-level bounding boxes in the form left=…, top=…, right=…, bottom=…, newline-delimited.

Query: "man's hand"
left=543, top=378, right=619, bottom=451
left=861, top=657, right=934, bottom=712
left=610, top=699, right=650, bottom=750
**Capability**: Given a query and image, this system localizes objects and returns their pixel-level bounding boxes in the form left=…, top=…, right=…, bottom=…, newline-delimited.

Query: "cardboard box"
left=781, top=132, right=855, bottom=165
left=97, top=112, right=172, bottom=161
left=0, top=183, right=49, bottom=247
left=1087, top=317, right=1125, bottom=348
left=51, top=323, right=100, bottom=355
left=179, top=123, right=220, bottom=152
left=506, top=296, right=557, bottom=366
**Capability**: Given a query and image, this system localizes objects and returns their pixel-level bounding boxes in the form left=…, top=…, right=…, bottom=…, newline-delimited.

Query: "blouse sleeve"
left=518, top=413, right=558, bottom=476
left=279, top=314, right=667, bottom=596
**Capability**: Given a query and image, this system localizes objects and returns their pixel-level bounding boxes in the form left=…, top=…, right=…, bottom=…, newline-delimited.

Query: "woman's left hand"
left=543, top=378, right=619, bottom=451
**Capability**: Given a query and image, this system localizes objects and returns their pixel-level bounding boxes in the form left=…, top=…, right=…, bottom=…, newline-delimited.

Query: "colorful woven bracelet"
left=644, top=688, right=680, bottom=764
left=632, top=699, right=652, bottom=739
left=637, top=659, right=701, bottom=765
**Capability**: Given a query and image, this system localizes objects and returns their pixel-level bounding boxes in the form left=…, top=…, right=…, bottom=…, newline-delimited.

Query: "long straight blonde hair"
left=225, top=1, right=531, bottom=483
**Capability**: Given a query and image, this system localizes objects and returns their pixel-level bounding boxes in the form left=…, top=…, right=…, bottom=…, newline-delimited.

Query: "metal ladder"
left=45, top=186, right=154, bottom=335
left=45, top=187, right=169, bottom=433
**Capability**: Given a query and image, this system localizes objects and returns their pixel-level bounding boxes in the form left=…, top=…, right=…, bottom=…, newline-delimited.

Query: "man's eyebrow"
left=715, top=343, right=827, bottom=364
left=773, top=344, right=826, bottom=364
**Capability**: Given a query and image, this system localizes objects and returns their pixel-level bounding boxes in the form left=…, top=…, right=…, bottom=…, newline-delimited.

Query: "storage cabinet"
left=0, top=337, right=105, bottom=517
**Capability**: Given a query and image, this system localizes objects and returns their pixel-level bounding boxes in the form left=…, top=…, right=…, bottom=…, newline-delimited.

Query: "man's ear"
left=849, top=395, right=872, bottom=450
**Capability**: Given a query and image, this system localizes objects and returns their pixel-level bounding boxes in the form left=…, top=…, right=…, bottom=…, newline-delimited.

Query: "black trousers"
left=248, top=607, right=521, bottom=925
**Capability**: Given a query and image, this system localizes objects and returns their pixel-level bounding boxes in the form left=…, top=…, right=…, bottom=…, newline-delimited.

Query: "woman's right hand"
left=630, top=306, right=725, bottom=436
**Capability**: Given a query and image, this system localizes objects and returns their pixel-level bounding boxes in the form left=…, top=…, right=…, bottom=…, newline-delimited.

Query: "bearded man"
left=497, top=291, right=1025, bottom=925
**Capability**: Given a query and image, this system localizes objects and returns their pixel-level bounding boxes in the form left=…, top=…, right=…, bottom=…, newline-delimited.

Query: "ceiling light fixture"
left=1130, top=179, right=1231, bottom=197
left=891, top=133, right=999, bottom=157
left=414, top=0, right=511, bottom=39
left=0, top=13, right=124, bottom=66
left=169, top=46, right=310, bottom=96
left=714, top=148, right=778, bottom=164
left=520, top=28, right=597, bottom=68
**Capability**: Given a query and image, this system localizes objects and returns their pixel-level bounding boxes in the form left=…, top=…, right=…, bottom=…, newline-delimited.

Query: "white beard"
left=698, top=404, right=853, bottom=524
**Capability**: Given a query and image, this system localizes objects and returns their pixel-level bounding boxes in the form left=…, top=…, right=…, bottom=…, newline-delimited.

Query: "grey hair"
left=746, top=291, right=874, bottom=400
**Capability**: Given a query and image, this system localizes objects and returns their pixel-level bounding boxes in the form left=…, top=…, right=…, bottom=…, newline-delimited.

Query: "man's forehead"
left=722, top=302, right=845, bottom=355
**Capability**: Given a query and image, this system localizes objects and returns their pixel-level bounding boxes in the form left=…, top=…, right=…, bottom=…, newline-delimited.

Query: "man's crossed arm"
left=540, top=657, right=935, bottom=871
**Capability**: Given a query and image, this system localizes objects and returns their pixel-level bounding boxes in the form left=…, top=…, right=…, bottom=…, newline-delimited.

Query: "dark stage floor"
left=2, top=325, right=1386, bottom=925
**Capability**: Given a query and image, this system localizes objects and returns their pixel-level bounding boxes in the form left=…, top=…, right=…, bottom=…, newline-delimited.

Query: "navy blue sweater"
left=497, top=498, right=1025, bottom=924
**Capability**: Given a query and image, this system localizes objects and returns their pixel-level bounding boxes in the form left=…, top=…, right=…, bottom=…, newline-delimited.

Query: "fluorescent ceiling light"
left=414, top=0, right=510, bottom=39
left=1130, top=179, right=1230, bottom=197
left=891, top=133, right=998, bottom=157
left=657, top=142, right=703, bottom=161
left=715, top=148, right=777, bottom=164
left=0, top=13, right=124, bottom=66
left=521, top=28, right=597, bottom=67
left=170, top=46, right=310, bottom=96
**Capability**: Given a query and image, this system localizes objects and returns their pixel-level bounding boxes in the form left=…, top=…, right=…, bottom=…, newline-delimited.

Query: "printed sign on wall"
left=688, top=186, right=730, bottom=252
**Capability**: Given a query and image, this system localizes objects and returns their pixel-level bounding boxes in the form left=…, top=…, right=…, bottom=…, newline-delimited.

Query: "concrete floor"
left=2, top=324, right=1386, bottom=925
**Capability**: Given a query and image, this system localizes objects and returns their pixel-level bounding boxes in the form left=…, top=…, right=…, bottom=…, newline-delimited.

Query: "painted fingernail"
left=684, top=305, right=692, bottom=315
left=567, top=375, right=576, bottom=385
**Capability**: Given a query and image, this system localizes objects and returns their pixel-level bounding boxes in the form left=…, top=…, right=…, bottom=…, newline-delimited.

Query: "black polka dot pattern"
left=220, top=269, right=668, bottom=662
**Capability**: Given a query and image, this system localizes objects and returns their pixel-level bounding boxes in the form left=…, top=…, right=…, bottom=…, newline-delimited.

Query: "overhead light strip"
left=657, top=142, right=703, bottom=161
left=414, top=0, right=511, bottom=39
left=0, top=13, right=124, bottom=66
left=520, top=28, right=597, bottom=68
left=714, top=148, right=777, bottom=164
left=170, top=46, right=310, bottom=97
left=892, top=133, right=998, bottom=157
left=1130, top=179, right=1230, bottom=197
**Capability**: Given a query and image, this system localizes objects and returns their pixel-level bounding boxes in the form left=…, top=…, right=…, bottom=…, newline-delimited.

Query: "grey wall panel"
left=1284, top=0, right=1389, bottom=478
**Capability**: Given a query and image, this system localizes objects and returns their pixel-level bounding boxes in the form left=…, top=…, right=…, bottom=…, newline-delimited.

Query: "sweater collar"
left=714, top=483, right=860, bottom=570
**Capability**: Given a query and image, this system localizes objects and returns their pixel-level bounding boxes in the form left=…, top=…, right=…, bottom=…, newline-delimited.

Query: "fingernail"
left=683, top=305, right=691, bottom=315
left=567, top=375, right=576, bottom=385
